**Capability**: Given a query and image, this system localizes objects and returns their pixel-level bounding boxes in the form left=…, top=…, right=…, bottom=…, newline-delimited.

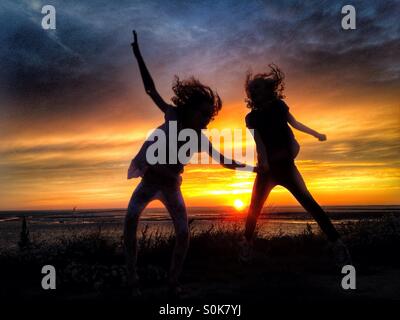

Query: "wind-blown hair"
left=245, top=64, right=285, bottom=110
left=171, top=76, right=222, bottom=121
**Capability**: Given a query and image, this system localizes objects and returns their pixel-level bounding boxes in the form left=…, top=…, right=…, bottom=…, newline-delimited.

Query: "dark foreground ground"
left=1, top=215, right=399, bottom=317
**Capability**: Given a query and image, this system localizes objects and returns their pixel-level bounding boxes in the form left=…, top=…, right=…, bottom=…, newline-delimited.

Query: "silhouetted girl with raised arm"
left=240, top=64, right=351, bottom=266
left=125, top=31, right=244, bottom=296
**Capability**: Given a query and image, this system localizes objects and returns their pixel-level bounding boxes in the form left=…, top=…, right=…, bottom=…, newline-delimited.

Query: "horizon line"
left=1, top=203, right=400, bottom=213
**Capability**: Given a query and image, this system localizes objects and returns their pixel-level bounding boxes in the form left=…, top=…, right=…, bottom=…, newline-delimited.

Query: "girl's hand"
left=222, top=161, right=246, bottom=170
left=131, top=30, right=139, bottom=55
left=316, top=133, right=327, bottom=141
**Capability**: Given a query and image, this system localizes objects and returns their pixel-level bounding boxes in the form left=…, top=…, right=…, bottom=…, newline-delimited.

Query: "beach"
left=1, top=205, right=399, bottom=250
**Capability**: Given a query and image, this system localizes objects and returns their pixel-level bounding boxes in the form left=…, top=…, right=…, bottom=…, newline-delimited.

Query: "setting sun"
left=233, top=199, right=245, bottom=211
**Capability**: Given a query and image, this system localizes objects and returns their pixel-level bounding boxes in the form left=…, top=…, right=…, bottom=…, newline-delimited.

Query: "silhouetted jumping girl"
left=125, top=31, right=244, bottom=296
left=240, top=64, right=351, bottom=266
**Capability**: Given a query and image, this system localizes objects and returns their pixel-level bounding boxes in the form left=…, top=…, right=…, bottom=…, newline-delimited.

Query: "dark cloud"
left=0, top=1, right=131, bottom=117
left=0, top=0, right=398, bottom=119
left=220, top=0, right=400, bottom=88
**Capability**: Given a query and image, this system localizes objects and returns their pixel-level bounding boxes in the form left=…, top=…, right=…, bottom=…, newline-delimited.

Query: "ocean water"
left=0, top=205, right=399, bottom=249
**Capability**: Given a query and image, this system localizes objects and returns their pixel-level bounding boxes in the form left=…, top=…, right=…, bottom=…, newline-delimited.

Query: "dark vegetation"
left=0, top=215, right=399, bottom=304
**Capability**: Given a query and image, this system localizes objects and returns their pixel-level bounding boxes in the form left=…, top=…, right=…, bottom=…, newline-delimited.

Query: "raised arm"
left=288, top=112, right=327, bottom=141
left=131, top=30, right=169, bottom=113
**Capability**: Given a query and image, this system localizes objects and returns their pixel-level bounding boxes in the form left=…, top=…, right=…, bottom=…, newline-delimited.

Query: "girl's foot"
left=127, top=271, right=141, bottom=297
left=168, top=279, right=183, bottom=298
left=331, top=239, right=352, bottom=267
left=129, top=285, right=142, bottom=298
left=169, top=284, right=183, bottom=297
left=238, top=236, right=253, bottom=263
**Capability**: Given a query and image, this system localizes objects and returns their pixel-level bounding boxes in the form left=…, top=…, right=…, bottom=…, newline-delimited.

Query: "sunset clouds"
left=0, top=0, right=399, bottom=209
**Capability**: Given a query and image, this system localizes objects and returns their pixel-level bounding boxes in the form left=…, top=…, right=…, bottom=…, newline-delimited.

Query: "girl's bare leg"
left=160, top=186, right=189, bottom=288
left=282, top=165, right=352, bottom=265
left=244, top=172, right=275, bottom=241
left=124, top=181, right=157, bottom=287
left=282, top=165, right=340, bottom=241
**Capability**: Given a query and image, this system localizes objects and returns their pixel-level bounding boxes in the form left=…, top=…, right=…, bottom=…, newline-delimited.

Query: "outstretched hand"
left=316, top=133, right=327, bottom=141
left=222, top=161, right=246, bottom=170
left=131, top=30, right=139, bottom=55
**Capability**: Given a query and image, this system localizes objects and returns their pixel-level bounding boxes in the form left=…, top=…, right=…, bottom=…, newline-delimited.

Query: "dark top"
left=245, top=99, right=299, bottom=165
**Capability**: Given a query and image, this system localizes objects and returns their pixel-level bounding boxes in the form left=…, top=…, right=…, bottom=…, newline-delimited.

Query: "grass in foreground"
left=0, top=215, right=399, bottom=302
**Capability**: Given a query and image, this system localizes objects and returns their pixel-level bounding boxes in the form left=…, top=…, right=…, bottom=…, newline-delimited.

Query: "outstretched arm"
left=131, top=30, right=169, bottom=113
left=200, top=133, right=255, bottom=171
left=288, top=112, right=327, bottom=141
left=205, top=138, right=251, bottom=171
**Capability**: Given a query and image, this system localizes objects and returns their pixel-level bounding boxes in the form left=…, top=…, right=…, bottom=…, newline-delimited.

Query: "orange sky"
left=1, top=1, right=399, bottom=210
left=1, top=91, right=399, bottom=210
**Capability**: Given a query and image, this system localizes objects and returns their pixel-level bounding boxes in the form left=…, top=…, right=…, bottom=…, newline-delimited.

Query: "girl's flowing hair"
left=172, top=76, right=222, bottom=121
left=245, top=64, right=285, bottom=110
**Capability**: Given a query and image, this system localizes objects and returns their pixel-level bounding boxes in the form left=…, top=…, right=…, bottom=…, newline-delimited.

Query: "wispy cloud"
left=0, top=0, right=399, bottom=209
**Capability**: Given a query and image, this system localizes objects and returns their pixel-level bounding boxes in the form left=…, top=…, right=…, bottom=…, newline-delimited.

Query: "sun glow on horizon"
left=233, top=199, right=245, bottom=211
